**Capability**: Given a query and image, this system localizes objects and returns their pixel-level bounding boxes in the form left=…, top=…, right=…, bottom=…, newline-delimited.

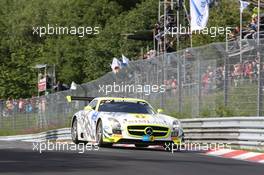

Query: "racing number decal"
left=90, top=111, right=99, bottom=139
left=91, top=111, right=98, bottom=122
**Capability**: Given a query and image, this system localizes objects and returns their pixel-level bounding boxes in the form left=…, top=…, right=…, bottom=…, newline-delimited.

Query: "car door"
left=83, top=99, right=99, bottom=141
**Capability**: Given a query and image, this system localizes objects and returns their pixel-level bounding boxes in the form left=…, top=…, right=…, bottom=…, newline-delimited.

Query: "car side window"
left=88, top=100, right=98, bottom=110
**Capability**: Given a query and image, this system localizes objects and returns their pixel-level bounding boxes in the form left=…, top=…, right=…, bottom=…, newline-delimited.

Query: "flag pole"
left=240, top=2, right=243, bottom=63
left=257, top=0, right=260, bottom=47
left=257, top=0, right=262, bottom=116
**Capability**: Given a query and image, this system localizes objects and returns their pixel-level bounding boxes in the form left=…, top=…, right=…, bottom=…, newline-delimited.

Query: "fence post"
left=160, top=53, right=165, bottom=109
left=257, top=0, right=262, bottom=116
left=198, top=56, right=202, bottom=117
left=224, top=53, right=229, bottom=106
left=177, top=53, right=182, bottom=113
left=257, top=51, right=263, bottom=116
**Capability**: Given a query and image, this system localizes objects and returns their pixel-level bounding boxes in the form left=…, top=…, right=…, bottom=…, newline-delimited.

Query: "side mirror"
left=84, top=106, right=93, bottom=111
left=157, top=108, right=164, bottom=114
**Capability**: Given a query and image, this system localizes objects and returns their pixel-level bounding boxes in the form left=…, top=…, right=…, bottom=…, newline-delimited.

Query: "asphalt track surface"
left=0, top=141, right=263, bottom=175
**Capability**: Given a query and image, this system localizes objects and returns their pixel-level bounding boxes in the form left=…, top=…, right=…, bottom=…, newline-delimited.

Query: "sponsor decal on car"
left=142, top=135, right=155, bottom=142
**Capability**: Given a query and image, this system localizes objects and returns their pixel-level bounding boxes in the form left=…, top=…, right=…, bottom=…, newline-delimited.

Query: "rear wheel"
left=71, top=119, right=80, bottom=144
left=96, top=120, right=112, bottom=147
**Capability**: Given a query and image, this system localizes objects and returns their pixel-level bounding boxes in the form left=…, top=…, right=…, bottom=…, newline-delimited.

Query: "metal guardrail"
left=0, top=117, right=263, bottom=150
left=0, top=128, right=71, bottom=142
left=181, top=117, right=264, bottom=150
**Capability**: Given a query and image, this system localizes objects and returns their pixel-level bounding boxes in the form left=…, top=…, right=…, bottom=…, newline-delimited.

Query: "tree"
left=0, top=0, right=245, bottom=99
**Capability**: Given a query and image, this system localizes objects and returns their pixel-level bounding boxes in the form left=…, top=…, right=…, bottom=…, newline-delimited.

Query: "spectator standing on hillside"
left=6, top=98, right=14, bottom=116
left=215, top=66, right=224, bottom=90
left=55, top=81, right=63, bottom=92
left=245, top=62, right=253, bottom=81
left=25, top=99, right=33, bottom=113
left=249, top=17, right=257, bottom=31
left=18, top=98, right=24, bottom=113
left=233, top=63, right=243, bottom=87
left=111, top=58, right=121, bottom=74
left=202, top=72, right=209, bottom=94
left=171, top=77, right=177, bottom=96
left=229, top=26, right=240, bottom=40
left=252, top=61, right=258, bottom=82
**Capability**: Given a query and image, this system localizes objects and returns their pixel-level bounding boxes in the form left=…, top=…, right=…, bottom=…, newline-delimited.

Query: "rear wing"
left=66, top=96, right=95, bottom=103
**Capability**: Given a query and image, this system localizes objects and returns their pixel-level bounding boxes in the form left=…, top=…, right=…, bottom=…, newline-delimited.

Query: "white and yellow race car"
left=67, top=96, right=184, bottom=148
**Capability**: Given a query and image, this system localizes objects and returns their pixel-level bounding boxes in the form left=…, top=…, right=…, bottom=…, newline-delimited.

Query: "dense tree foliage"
left=0, top=0, right=248, bottom=99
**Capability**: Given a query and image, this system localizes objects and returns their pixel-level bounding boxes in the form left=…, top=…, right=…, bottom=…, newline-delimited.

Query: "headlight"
left=108, top=118, right=121, bottom=130
left=171, top=120, right=181, bottom=137
left=172, top=120, right=181, bottom=129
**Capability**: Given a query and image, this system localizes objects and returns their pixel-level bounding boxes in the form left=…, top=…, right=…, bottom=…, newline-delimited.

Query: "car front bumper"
left=103, top=134, right=184, bottom=145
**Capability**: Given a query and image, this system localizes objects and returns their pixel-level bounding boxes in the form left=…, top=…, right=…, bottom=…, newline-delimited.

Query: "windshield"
left=98, top=100, right=155, bottom=114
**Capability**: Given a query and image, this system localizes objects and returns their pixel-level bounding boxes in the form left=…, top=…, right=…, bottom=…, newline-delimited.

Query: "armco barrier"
left=0, top=128, right=71, bottom=142
left=181, top=117, right=264, bottom=151
left=0, top=117, right=263, bottom=151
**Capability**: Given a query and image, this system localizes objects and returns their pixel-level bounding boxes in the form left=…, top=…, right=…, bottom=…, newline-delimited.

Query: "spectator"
left=55, top=81, right=63, bottom=92
left=111, top=58, right=121, bottom=74
left=229, top=26, right=240, bottom=40
left=202, top=72, right=209, bottom=94
left=18, top=98, right=24, bottom=112
left=25, top=99, right=33, bottom=113
left=54, top=81, right=69, bottom=92
left=245, top=62, right=253, bottom=81
left=171, top=77, right=177, bottom=95
left=6, top=98, right=14, bottom=115
left=166, top=41, right=176, bottom=53
left=252, top=61, right=258, bottom=81
left=233, top=63, right=243, bottom=87
left=249, top=17, right=257, bottom=31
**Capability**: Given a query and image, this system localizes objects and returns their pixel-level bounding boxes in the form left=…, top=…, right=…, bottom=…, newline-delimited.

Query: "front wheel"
left=96, top=120, right=112, bottom=147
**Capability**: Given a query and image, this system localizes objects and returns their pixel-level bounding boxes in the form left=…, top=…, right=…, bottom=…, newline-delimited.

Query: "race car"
left=67, top=96, right=184, bottom=148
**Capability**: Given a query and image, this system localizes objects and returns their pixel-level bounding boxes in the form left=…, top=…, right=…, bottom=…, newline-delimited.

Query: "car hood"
left=98, top=112, right=174, bottom=126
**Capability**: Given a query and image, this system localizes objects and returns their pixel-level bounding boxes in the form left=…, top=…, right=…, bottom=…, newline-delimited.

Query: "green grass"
left=0, top=113, right=72, bottom=136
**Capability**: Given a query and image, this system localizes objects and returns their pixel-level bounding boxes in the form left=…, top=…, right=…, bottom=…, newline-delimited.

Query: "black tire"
left=71, top=119, right=80, bottom=144
left=96, top=120, right=112, bottom=147
left=135, top=144, right=149, bottom=148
